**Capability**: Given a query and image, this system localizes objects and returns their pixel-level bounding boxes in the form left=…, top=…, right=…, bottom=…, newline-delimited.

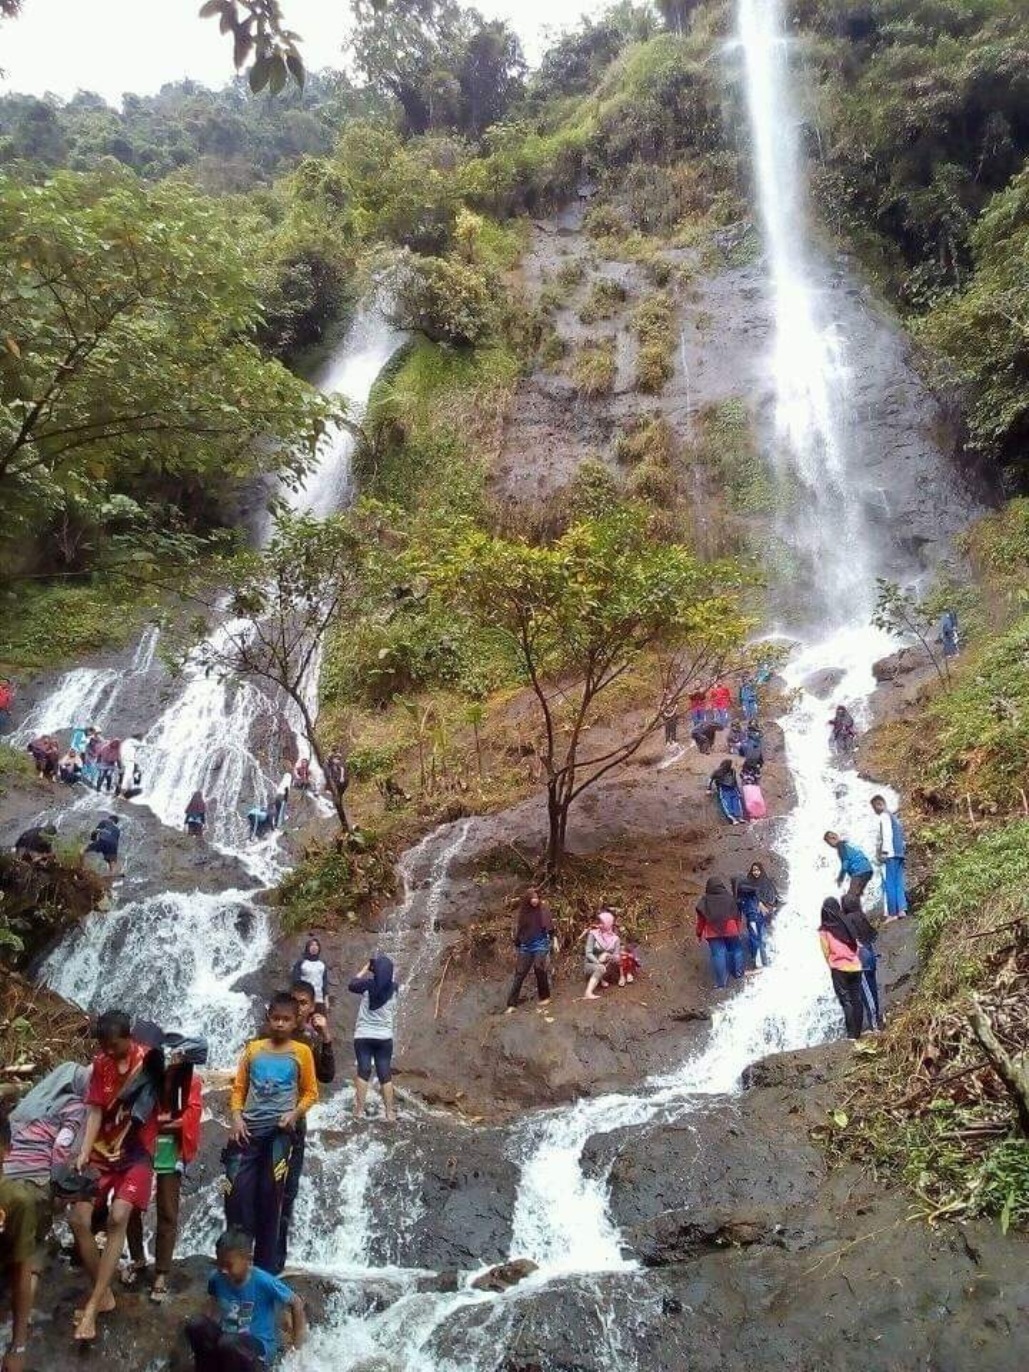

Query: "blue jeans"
left=707, top=936, right=744, bottom=989
left=883, top=857, right=907, bottom=916
left=746, top=914, right=769, bottom=967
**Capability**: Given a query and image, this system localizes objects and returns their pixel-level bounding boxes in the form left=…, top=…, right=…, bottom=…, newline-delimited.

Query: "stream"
left=24, top=3, right=986, bottom=1368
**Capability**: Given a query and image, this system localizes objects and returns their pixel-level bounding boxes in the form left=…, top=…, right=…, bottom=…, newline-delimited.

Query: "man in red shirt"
left=69, top=1010, right=159, bottom=1344
left=709, top=681, right=733, bottom=729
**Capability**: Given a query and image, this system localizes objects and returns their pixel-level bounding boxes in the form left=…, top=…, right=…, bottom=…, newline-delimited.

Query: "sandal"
left=150, top=1280, right=169, bottom=1304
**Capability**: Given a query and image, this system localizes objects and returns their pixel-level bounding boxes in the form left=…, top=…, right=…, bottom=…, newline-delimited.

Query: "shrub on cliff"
left=383, top=249, right=495, bottom=346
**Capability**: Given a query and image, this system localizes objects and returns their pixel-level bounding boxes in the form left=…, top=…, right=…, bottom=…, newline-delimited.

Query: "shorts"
left=354, top=1038, right=393, bottom=1084
left=94, top=1161, right=153, bottom=1212
left=85, top=841, right=118, bottom=862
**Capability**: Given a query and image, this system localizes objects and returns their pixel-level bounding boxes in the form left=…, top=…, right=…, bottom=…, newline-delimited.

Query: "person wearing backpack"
left=871, top=795, right=907, bottom=921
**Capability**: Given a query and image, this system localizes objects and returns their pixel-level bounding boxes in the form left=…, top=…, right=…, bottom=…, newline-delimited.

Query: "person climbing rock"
left=348, top=956, right=399, bottom=1123
left=734, top=874, right=770, bottom=971
left=83, top=815, right=121, bottom=874
left=276, top=980, right=336, bottom=1270
left=116, top=735, right=144, bottom=798
left=325, top=752, right=349, bottom=798
left=224, top=993, right=318, bottom=1275
left=506, top=888, right=554, bottom=1012
left=739, top=676, right=759, bottom=724
left=125, top=1052, right=203, bottom=1304
left=26, top=734, right=58, bottom=782
left=841, top=892, right=882, bottom=1031
left=68, top=1010, right=161, bottom=1344
left=13, top=823, right=56, bottom=862
left=709, top=758, right=746, bottom=824
left=818, top=898, right=865, bottom=1041
left=871, top=794, right=907, bottom=921
left=291, top=937, right=330, bottom=1010
left=828, top=706, right=856, bottom=757
left=0, top=1114, right=40, bottom=1372
left=246, top=804, right=272, bottom=841
left=583, top=909, right=621, bottom=999
left=272, top=771, right=291, bottom=829
left=57, top=748, right=82, bottom=785
left=292, top=757, right=311, bottom=794
left=695, top=877, right=744, bottom=988
left=823, top=831, right=873, bottom=900
left=185, top=791, right=207, bottom=839
left=184, top=1226, right=306, bottom=1372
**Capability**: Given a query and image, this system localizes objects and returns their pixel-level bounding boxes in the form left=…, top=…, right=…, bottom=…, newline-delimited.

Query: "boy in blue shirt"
left=185, top=1227, right=306, bottom=1371
left=824, top=830, right=874, bottom=901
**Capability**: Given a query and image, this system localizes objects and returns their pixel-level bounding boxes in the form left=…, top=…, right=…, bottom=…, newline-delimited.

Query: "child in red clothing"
left=619, top=946, right=642, bottom=985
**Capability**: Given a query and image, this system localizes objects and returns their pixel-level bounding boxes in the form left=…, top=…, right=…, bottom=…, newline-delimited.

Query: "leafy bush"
left=567, top=459, right=621, bottom=516
left=633, top=291, right=675, bottom=393
left=382, top=249, right=495, bottom=346
left=273, top=831, right=398, bottom=932
left=571, top=339, right=617, bottom=397
left=615, top=414, right=677, bottom=467
left=629, top=461, right=677, bottom=506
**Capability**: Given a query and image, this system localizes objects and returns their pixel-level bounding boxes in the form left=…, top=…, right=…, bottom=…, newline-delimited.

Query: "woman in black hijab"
left=818, top=898, right=864, bottom=1039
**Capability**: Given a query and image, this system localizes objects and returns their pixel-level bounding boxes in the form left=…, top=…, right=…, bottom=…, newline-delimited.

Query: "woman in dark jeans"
left=349, top=954, right=399, bottom=1122
left=505, top=887, right=554, bottom=1012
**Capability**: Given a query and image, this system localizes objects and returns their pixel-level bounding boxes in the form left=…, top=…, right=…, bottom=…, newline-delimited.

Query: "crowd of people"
left=0, top=932, right=399, bottom=1368
left=663, top=674, right=771, bottom=827
left=14, top=813, right=123, bottom=875
left=25, top=727, right=145, bottom=797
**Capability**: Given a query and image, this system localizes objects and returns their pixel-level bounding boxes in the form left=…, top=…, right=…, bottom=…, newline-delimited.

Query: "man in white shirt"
left=871, top=794, right=907, bottom=921
left=116, top=734, right=144, bottom=796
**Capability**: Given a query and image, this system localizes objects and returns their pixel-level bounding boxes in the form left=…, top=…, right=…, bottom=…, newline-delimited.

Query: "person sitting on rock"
left=185, top=1226, right=306, bottom=1372
left=58, top=748, right=83, bottom=785
left=292, top=757, right=311, bottom=794
left=583, top=910, right=622, bottom=1000
left=506, top=887, right=554, bottom=1013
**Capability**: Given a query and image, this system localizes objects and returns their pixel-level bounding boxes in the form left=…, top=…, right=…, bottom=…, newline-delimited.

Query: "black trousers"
left=831, top=968, right=865, bottom=1040
left=186, top=1315, right=265, bottom=1371
left=507, top=949, right=550, bottom=1007
left=224, top=1128, right=293, bottom=1275
left=846, top=871, right=873, bottom=901
left=276, top=1122, right=306, bottom=1273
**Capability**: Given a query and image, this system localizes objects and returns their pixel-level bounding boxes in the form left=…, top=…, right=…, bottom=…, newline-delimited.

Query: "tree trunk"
left=969, top=996, right=1029, bottom=1136
left=545, top=786, right=564, bottom=880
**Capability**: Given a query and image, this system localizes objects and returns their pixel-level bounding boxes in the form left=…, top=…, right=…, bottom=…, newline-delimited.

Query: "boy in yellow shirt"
left=224, top=993, right=317, bottom=1275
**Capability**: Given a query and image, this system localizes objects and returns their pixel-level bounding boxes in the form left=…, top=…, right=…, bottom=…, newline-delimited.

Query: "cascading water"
left=272, top=4, right=936, bottom=1366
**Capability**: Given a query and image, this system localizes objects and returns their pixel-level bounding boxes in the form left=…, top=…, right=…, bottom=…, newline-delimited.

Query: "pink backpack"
left=743, top=783, right=767, bottom=820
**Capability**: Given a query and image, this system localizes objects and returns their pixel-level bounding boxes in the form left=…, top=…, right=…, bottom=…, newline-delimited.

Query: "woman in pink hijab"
left=583, top=909, right=622, bottom=1000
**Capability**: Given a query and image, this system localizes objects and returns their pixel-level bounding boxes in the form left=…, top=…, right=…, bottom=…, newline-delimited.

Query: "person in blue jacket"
left=739, top=678, right=759, bottom=724
left=823, top=831, right=874, bottom=901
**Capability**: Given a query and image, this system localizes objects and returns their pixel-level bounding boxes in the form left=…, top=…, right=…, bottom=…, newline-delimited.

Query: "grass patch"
left=693, top=398, right=775, bottom=514
left=571, top=339, right=616, bottom=397
left=272, top=831, right=399, bottom=934
left=632, top=291, right=675, bottom=394
left=0, top=582, right=143, bottom=671
left=615, top=414, right=677, bottom=467
left=578, top=277, right=628, bottom=324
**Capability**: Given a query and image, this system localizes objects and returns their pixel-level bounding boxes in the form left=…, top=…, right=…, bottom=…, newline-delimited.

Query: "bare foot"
left=73, top=1290, right=116, bottom=1321
left=73, top=1309, right=98, bottom=1342
left=626, top=974, right=635, bottom=984
left=504, top=1006, right=517, bottom=1015
left=583, top=992, right=600, bottom=1000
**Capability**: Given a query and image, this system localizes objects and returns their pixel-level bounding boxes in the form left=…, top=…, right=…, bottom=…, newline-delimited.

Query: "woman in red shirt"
left=695, top=877, right=744, bottom=988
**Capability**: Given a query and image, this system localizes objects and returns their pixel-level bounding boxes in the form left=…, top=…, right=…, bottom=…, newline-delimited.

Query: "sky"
left=0, top=0, right=613, bottom=103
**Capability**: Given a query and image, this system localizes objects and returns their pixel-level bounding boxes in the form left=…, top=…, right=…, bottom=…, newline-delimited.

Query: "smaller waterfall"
left=43, top=889, right=270, bottom=1063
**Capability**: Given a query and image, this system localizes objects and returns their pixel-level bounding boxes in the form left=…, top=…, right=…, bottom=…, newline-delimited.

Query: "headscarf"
left=711, top=759, right=736, bottom=786
left=187, top=791, right=206, bottom=815
left=749, top=862, right=779, bottom=909
left=592, top=909, right=619, bottom=952
left=698, top=877, right=737, bottom=931
left=367, top=953, right=398, bottom=1011
left=304, top=936, right=322, bottom=960
left=840, top=893, right=877, bottom=946
left=819, top=897, right=857, bottom=950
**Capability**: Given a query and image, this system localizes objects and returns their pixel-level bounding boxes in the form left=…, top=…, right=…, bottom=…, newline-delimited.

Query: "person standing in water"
left=185, top=792, right=207, bottom=839
left=871, top=795, right=907, bottom=921
left=818, top=898, right=865, bottom=1041
left=695, top=877, right=745, bottom=988
left=348, top=956, right=398, bottom=1122
left=583, top=910, right=621, bottom=999
left=824, top=831, right=873, bottom=900
left=505, top=888, right=553, bottom=1012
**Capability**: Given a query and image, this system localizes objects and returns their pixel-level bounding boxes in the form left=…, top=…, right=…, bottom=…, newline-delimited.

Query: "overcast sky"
left=0, top=0, right=613, bottom=103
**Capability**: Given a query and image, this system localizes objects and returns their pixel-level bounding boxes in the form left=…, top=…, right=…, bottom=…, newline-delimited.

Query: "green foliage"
left=567, top=458, right=622, bottom=516
left=633, top=290, right=676, bottom=393
left=615, top=413, right=677, bottom=467
left=924, top=618, right=1029, bottom=809
left=0, top=169, right=334, bottom=563
left=273, top=831, right=398, bottom=932
left=917, top=822, right=1029, bottom=966
left=0, top=582, right=143, bottom=669
left=695, top=398, right=774, bottom=513
left=345, top=743, right=405, bottom=782
left=571, top=339, right=617, bottom=397
left=382, top=248, right=495, bottom=346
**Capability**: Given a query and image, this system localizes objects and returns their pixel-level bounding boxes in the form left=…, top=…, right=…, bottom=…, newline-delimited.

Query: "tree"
left=191, top=514, right=364, bottom=830
left=381, top=248, right=493, bottom=345
left=0, top=169, right=335, bottom=549
left=654, top=0, right=701, bottom=35
left=872, top=579, right=953, bottom=688
left=426, top=509, right=751, bottom=877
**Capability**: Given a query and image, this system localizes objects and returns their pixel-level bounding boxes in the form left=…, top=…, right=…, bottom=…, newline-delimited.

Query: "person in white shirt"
left=273, top=771, right=291, bottom=828
left=291, top=937, right=330, bottom=1009
left=116, top=734, right=144, bottom=796
left=871, top=794, right=907, bottom=920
